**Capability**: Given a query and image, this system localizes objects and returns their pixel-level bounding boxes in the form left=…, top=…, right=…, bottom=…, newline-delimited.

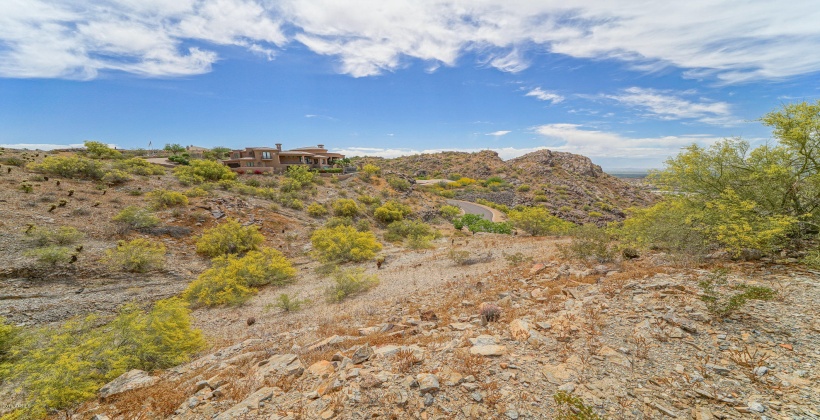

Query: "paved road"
left=446, top=199, right=494, bottom=221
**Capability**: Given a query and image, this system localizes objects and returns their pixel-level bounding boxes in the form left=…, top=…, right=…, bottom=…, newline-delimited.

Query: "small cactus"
left=58, top=199, right=68, bottom=207
left=92, top=202, right=101, bottom=207
left=479, top=302, right=501, bottom=323
left=56, top=180, right=60, bottom=187
left=8, top=167, right=12, bottom=173
left=67, top=189, right=74, bottom=197
left=48, top=204, right=56, bottom=212
left=25, top=223, right=34, bottom=234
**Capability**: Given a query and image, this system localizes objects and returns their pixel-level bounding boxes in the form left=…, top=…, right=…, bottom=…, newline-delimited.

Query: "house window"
left=246, top=162, right=255, bottom=167
left=262, top=151, right=271, bottom=159
left=233, top=153, right=239, bottom=159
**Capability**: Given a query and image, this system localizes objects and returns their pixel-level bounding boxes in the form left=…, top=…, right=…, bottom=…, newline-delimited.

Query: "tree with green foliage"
left=453, top=213, right=512, bottom=234
left=83, top=141, right=122, bottom=159
left=164, top=143, right=185, bottom=154
left=373, top=200, right=412, bottom=224
left=618, top=101, right=820, bottom=258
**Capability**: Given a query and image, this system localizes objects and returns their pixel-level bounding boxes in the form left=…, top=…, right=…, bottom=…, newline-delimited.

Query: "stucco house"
left=221, top=144, right=345, bottom=172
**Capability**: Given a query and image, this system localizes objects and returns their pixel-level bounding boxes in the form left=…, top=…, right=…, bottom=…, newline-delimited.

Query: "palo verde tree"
left=620, top=100, right=820, bottom=257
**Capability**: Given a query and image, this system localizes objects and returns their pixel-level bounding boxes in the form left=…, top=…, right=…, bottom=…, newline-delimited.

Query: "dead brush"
left=111, top=373, right=198, bottom=418
left=599, top=276, right=628, bottom=298
left=455, top=349, right=486, bottom=378
left=631, top=332, right=650, bottom=360
left=479, top=302, right=501, bottom=323
left=728, top=344, right=770, bottom=369
left=481, top=381, right=502, bottom=408
left=394, top=349, right=421, bottom=373
left=224, top=373, right=258, bottom=402
left=649, top=318, right=669, bottom=342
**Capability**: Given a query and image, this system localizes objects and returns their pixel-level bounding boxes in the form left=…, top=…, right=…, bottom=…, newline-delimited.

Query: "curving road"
left=446, top=199, right=498, bottom=221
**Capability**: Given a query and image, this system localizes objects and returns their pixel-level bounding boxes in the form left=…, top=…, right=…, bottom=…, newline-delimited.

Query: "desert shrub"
left=2, top=156, right=25, bottom=166
left=195, top=218, right=264, bottom=257
left=278, top=195, right=304, bottom=210
left=280, top=165, right=316, bottom=192
left=307, top=202, right=329, bottom=217
left=101, top=169, right=132, bottom=184
left=19, top=182, right=34, bottom=193
left=184, top=248, right=295, bottom=307
left=3, top=298, right=202, bottom=418
left=476, top=199, right=511, bottom=214
left=244, top=178, right=261, bottom=187
left=27, top=226, right=84, bottom=247
left=355, top=219, right=372, bottom=232
left=802, top=249, right=820, bottom=269
left=104, top=239, right=166, bottom=272
left=83, top=141, right=122, bottom=159
left=357, top=195, right=381, bottom=205
left=113, top=158, right=165, bottom=176
left=311, top=225, right=382, bottom=263
left=439, top=205, right=461, bottom=220
left=325, top=268, right=379, bottom=303
left=587, top=211, right=603, bottom=218
left=453, top=177, right=477, bottom=187
left=385, top=220, right=439, bottom=248
left=168, top=155, right=190, bottom=165
left=184, top=187, right=210, bottom=197
left=148, top=189, right=189, bottom=209
left=332, top=198, right=360, bottom=217
left=559, top=224, right=614, bottom=263
left=28, top=156, right=104, bottom=179
left=533, top=194, right=548, bottom=202
left=272, top=293, right=308, bottom=312
left=374, top=200, right=412, bottom=224
left=698, top=269, right=777, bottom=319
left=517, top=184, right=531, bottom=192
left=553, top=391, right=604, bottom=420
left=448, top=249, right=471, bottom=265
left=24, top=246, right=72, bottom=266
left=113, top=206, right=160, bottom=230
left=324, top=216, right=354, bottom=229
left=362, top=164, right=380, bottom=177
left=173, top=159, right=236, bottom=184
left=453, top=214, right=512, bottom=234
left=508, top=206, right=573, bottom=236
left=388, top=176, right=411, bottom=192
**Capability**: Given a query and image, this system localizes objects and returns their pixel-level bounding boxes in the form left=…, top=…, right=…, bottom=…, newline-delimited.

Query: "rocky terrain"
left=82, top=248, right=819, bottom=419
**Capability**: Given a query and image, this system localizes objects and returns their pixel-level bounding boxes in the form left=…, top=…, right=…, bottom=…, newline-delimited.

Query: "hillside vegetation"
left=0, top=102, right=817, bottom=419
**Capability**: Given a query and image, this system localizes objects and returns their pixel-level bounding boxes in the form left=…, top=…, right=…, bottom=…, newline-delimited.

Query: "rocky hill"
left=357, top=149, right=655, bottom=224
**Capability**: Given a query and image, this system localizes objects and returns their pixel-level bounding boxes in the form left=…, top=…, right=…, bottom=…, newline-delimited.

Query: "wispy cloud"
left=0, top=143, right=87, bottom=150
left=533, top=123, right=721, bottom=158
left=605, top=87, right=737, bottom=125
left=2, top=1, right=820, bottom=82
left=524, top=88, right=564, bottom=104
left=486, top=130, right=511, bottom=136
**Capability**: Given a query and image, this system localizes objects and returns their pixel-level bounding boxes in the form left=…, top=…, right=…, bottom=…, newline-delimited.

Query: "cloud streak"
left=605, top=87, right=737, bottom=125
left=486, top=130, right=511, bottom=136
left=1, top=1, right=819, bottom=82
left=525, top=87, right=564, bottom=104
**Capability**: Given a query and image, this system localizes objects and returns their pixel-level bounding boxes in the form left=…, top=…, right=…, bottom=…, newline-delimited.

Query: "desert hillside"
left=0, top=145, right=817, bottom=420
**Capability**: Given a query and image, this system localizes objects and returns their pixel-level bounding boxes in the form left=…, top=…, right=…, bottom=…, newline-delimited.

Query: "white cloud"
left=486, top=130, right=511, bottom=136
left=2, top=1, right=820, bottom=82
left=0, top=143, right=86, bottom=150
left=533, top=123, right=721, bottom=158
left=525, top=87, right=564, bottom=104
left=606, top=87, right=737, bottom=125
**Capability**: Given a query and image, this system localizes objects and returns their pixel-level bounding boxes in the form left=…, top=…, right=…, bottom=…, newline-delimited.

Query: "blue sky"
left=1, top=1, right=820, bottom=169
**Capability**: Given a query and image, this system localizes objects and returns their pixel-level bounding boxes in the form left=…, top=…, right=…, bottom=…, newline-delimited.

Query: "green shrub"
left=184, top=248, right=295, bottom=307
left=325, top=268, right=379, bottom=303
left=374, top=200, right=412, bottom=224
left=448, top=249, right=471, bottom=265
left=101, top=169, right=132, bottom=184
left=558, top=225, right=614, bottom=263
left=332, top=198, right=360, bottom=217
left=104, top=239, right=166, bottom=272
left=357, top=195, right=381, bottom=205
left=533, top=194, right=548, bottom=202
left=195, top=218, right=264, bottom=257
left=802, top=249, right=820, bottom=269
left=19, top=183, right=33, bottom=193
left=185, top=187, right=210, bottom=197
left=385, top=220, right=439, bottom=248
left=307, top=202, right=329, bottom=217
left=517, top=184, right=531, bottom=192
left=388, top=176, right=412, bottom=192
left=272, top=293, right=308, bottom=312
left=173, top=159, right=236, bottom=184
left=279, top=194, right=304, bottom=210
left=113, top=157, right=166, bottom=175
left=508, top=207, right=573, bottom=236
left=27, top=226, right=84, bottom=247
left=148, top=189, right=189, bottom=209
left=439, top=205, right=461, bottom=221
left=453, top=214, right=512, bottom=234
left=362, top=164, right=380, bottom=176
left=311, top=225, right=382, bottom=263
left=553, top=391, right=604, bottom=420
left=113, top=206, right=160, bottom=230
left=83, top=141, right=122, bottom=159
left=280, top=166, right=316, bottom=192
left=587, top=211, right=603, bottom=218
left=2, top=156, right=25, bottom=166
left=324, top=216, right=354, bottom=229
left=698, top=269, right=777, bottom=319
left=4, top=298, right=203, bottom=418
left=24, top=246, right=72, bottom=266
left=28, top=156, right=104, bottom=179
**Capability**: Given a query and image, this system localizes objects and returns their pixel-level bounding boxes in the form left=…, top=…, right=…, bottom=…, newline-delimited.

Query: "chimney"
left=275, top=143, right=282, bottom=151
left=317, top=144, right=324, bottom=149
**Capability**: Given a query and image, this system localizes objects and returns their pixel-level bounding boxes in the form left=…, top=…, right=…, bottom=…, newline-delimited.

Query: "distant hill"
left=357, top=149, right=656, bottom=224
